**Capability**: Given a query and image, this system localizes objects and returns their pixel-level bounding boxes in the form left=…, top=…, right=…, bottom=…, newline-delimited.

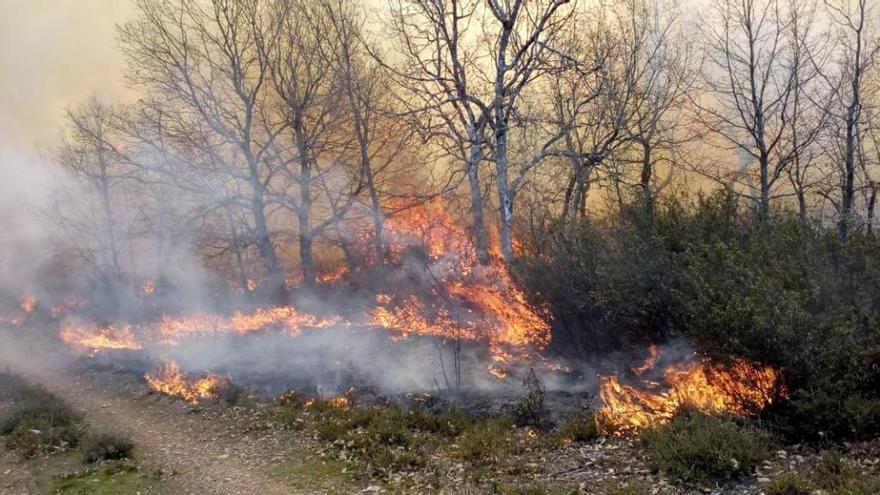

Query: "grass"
left=765, top=473, right=811, bottom=495
left=270, top=457, right=357, bottom=492
left=640, top=411, right=770, bottom=484
left=46, top=461, right=163, bottom=495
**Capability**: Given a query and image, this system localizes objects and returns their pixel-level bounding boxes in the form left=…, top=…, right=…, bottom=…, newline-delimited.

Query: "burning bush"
left=517, top=192, right=880, bottom=442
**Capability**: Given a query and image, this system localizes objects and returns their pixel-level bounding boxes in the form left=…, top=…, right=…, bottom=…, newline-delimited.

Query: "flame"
left=59, top=322, right=142, bottom=351
left=596, top=347, right=785, bottom=436
left=20, top=294, right=36, bottom=313
left=369, top=198, right=551, bottom=376
left=317, top=266, right=348, bottom=284
left=144, top=361, right=223, bottom=404
left=58, top=306, right=338, bottom=351
left=141, top=282, right=156, bottom=296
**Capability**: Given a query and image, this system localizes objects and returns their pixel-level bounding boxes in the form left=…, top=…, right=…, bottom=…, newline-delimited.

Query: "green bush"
left=765, top=473, right=811, bottom=495
left=512, top=369, right=545, bottom=427
left=81, top=432, right=134, bottom=463
left=516, top=191, right=880, bottom=442
left=640, top=412, right=770, bottom=484
left=554, top=410, right=598, bottom=443
left=457, top=417, right=514, bottom=462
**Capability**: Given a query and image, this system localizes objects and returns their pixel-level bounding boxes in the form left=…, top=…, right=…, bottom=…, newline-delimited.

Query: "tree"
left=120, top=0, right=289, bottom=302
left=700, top=0, right=807, bottom=219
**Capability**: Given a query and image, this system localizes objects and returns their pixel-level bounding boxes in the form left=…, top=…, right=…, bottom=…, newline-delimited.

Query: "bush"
left=812, top=452, right=880, bottom=495
left=212, top=380, right=247, bottom=406
left=640, top=412, right=770, bottom=484
left=516, top=191, right=880, bottom=442
left=81, top=432, right=134, bottom=463
left=765, top=473, right=811, bottom=495
left=511, top=369, right=545, bottom=427
left=554, top=410, right=598, bottom=443
left=1, top=389, right=83, bottom=457
left=457, top=417, right=514, bottom=462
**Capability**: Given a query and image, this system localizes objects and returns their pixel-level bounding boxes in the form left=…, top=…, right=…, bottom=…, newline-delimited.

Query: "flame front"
left=144, top=361, right=223, bottom=404
left=596, top=346, right=785, bottom=436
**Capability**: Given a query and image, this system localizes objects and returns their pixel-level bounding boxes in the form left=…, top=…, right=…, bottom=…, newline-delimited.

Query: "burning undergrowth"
left=2, top=199, right=787, bottom=434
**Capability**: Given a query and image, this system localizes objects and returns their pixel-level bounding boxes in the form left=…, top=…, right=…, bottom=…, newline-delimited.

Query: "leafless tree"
left=119, top=0, right=289, bottom=302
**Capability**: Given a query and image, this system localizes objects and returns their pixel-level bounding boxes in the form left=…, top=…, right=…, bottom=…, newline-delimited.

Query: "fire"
left=59, top=321, right=142, bottom=351
left=369, top=198, right=551, bottom=376
left=144, top=361, right=223, bottom=404
left=141, top=282, right=156, bottom=295
left=20, top=294, right=36, bottom=313
left=596, top=346, right=785, bottom=436
left=58, top=306, right=339, bottom=351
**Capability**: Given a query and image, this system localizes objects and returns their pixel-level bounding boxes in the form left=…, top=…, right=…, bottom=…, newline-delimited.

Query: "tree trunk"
left=466, top=126, right=490, bottom=263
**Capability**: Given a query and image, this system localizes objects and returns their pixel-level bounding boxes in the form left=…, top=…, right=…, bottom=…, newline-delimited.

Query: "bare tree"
left=54, top=97, right=132, bottom=287
left=120, top=0, right=289, bottom=302
left=384, top=0, right=494, bottom=263
left=700, top=0, right=805, bottom=219
left=816, top=0, right=879, bottom=240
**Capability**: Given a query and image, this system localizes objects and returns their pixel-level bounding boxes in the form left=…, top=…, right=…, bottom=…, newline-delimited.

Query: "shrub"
left=640, top=412, right=770, bottom=484
left=605, top=483, right=649, bottom=495
left=457, top=417, right=513, bottom=462
left=765, top=473, right=811, bottom=495
left=512, top=369, right=545, bottom=427
left=405, top=406, right=472, bottom=437
left=81, top=432, right=134, bottom=463
left=554, top=410, right=598, bottom=443
left=212, top=380, right=247, bottom=406
left=812, top=452, right=880, bottom=495
left=516, top=191, right=880, bottom=442
left=1, top=390, right=83, bottom=457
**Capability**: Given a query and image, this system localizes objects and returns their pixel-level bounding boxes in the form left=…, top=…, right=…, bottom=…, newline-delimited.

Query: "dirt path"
left=6, top=357, right=312, bottom=495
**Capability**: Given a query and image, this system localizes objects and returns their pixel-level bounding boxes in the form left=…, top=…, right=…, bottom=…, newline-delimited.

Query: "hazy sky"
left=0, top=0, right=135, bottom=150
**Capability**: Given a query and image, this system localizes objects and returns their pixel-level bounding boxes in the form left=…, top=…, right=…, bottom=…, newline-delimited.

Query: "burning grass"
left=144, top=361, right=225, bottom=405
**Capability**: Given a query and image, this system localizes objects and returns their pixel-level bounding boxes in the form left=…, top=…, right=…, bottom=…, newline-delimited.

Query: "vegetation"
left=81, top=432, right=135, bottom=463
left=47, top=462, right=163, bottom=495
left=518, top=193, right=880, bottom=441
left=765, top=473, right=812, bottom=495
left=553, top=410, right=598, bottom=444
left=0, top=377, right=84, bottom=458
left=640, top=411, right=770, bottom=484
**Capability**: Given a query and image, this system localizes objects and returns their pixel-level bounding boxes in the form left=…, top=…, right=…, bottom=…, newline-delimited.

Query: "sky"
left=0, top=0, right=135, bottom=151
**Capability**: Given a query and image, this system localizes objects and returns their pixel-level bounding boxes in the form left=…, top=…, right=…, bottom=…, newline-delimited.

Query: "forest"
left=2, top=0, right=880, bottom=494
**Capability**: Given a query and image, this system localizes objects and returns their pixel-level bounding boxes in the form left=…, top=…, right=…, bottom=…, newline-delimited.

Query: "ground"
left=2, top=341, right=880, bottom=494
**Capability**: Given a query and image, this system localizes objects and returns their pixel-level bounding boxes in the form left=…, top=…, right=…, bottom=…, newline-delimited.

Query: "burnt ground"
left=2, top=334, right=880, bottom=494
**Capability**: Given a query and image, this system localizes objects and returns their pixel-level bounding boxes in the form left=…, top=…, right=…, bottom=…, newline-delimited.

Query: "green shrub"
left=641, top=412, right=770, bottom=484
left=554, top=410, right=598, bottom=443
left=765, top=473, right=811, bottom=495
left=512, top=369, right=545, bottom=427
left=81, top=432, right=134, bottom=463
left=405, top=406, right=472, bottom=437
left=812, top=452, right=880, bottom=494
left=457, top=417, right=513, bottom=462
left=516, top=191, right=880, bottom=442
left=605, top=483, right=649, bottom=495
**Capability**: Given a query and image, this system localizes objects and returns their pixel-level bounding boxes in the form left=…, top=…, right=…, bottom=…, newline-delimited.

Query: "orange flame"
left=369, top=198, right=551, bottom=376
left=144, top=361, right=223, bottom=404
left=596, top=347, right=785, bottom=436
